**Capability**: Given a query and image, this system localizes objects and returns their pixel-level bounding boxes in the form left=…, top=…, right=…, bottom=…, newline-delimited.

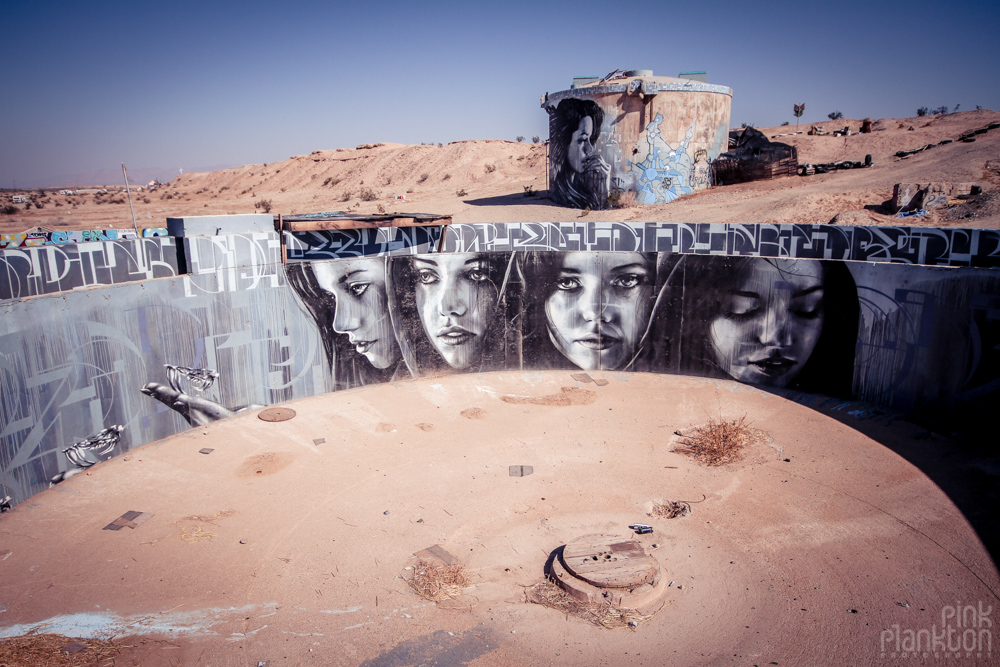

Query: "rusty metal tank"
left=541, top=69, right=732, bottom=209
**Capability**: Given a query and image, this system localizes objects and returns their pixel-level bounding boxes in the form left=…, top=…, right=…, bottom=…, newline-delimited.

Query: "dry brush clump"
left=524, top=580, right=656, bottom=629
left=0, top=633, right=123, bottom=666
left=673, top=415, right=752, bottom=466
left=650, top=499, right=691, bottom=518
left=403, top=560, right=469, bottom=602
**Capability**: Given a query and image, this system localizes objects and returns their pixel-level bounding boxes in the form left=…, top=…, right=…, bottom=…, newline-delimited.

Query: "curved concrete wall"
left=1, top=224, right=997, bottom=508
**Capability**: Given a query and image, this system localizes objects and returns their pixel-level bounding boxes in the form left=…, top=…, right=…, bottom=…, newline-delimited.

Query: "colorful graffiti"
left=629, top=115, right=696, bottom=204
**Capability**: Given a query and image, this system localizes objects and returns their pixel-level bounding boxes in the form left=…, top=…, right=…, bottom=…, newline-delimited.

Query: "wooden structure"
left=711, top=127, right=798, bottom=186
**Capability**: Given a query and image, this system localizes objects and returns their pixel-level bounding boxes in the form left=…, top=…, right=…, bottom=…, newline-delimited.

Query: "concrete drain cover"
left=258, top=407, right=296, bottom=422
left=552, top=534, right=667, bottom=612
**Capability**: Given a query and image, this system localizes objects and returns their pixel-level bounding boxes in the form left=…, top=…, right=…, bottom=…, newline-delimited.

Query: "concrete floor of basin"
left=1, top=371, right=996, bottom=666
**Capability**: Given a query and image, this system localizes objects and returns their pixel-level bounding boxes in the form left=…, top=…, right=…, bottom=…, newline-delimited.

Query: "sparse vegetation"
left=933, top=105, right=949, bottom=115
left=417, top=172, right=429, bottom=183
left=523, top=185, right=535, bottom=197
left=341, top=191, right=352, bottom=202
left=673, top=415, right=752, bottom=466
left=442, top=173, right=451, bottom=181
left=403, top=560, right=469, bottom=602
left=376, top=204, right=386, bottom=214
left=455, top=188, right=468, bottom=197
left=516, top=136, right=525, bottom=142
left=1, top=204, right=18, bottom=215
left=532, top=136, right=540, bottom=143
left=780, top=121, right=790, bottom=126
left=828, top=110, right=844, bottom=120
left=359, top=187, right=378, bottom=201
left=322, top=177, right=340, bottom=187
left=607, top=188, right=636, bottom=209
left=255, top=198, right=273, bottom=213
left=484, top=163, right=496, bottom=174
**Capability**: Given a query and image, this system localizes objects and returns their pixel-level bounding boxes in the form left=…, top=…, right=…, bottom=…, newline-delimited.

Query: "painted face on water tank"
left=567, top=116, right=594, bottom=173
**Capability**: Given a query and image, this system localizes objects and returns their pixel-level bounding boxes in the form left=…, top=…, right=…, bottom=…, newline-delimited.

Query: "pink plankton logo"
left=880, top=602, right=992, bottom=660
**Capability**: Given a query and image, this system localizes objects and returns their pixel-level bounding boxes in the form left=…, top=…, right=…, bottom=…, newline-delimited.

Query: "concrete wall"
left=1, top=223, right=996, bottom=509
left=544, top=79, right=731, bottom=209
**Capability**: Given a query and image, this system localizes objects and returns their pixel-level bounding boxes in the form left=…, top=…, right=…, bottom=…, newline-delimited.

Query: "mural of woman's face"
left=567, top=115, right=594, bottom=174
left=709, top=259, right=824, bottom=387
left=312, top=259, right=399, bottom=370
left=413, top=254, right=498, bottom=370
left=545, top=252, right=653, bottom=371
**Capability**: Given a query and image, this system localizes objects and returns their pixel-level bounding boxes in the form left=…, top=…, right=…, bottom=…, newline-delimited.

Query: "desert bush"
left=34, top=201, right=43, bottom=209
left=54, top=201, right=62, bottom=207
left=359, top=187, right=378, bottom=201
left=384, top=177, right=392, bottom=185
left=417, top=172, right=429, bottom=183
left=523, top=185, right=535, bottom=197
left=442, top=173, right=451, bottom=181
left=484, top=163, right=496, bottom=174
left=220, top=185, right=230, bottom=191
left=456, top=188, right=468, bottom=197
left=255, top=198, right=273, bottom=213
left=607, top=188, right=636, bottom=209
left=24, top=202, right=31, bottom=210
left=933, top=105, right=949, bottom=115
left=1, top=204, right=18, bottom=215
left=532, top=136, right=540, bottom=143
left=828, top=110, right=843, bottom=120
left=673, top=415, right=752, bottom=466
left=377, top=204, right=386, bottom=214
left=142, top=197, right=150, bottom=204
left=780, top=121, right=789, bottom=126
left=341, top=191, right=352, bottom=202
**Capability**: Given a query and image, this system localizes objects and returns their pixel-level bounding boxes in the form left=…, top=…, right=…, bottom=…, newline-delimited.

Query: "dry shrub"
left=673, top=415, right=751, bottom=466
left=651, top=500, right=691, bottom=518
left=524, top=580, right=655, bottom=629
left=0, top=633, right=122, bottom=666
left=607, top=188, right=637, bottom=209
left=404, top=560, right=469, bottom=602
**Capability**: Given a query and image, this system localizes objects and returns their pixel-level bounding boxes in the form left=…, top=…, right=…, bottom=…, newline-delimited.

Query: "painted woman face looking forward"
left=545, top=252, right=653, bottom=371
left=709, top=259, right=824, bottom=387
left=312, top=259, right=399, bottom=370
left=413, top=253, right=499, bottom=370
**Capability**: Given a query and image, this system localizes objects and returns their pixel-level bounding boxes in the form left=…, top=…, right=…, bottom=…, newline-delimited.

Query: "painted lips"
left=748, top=355, right=796, bottom=376
left=435, top=326, right=474, bottom=346
left=352, top=340, right=376, bottom=355
left=573, top=333, right=620, bottom=351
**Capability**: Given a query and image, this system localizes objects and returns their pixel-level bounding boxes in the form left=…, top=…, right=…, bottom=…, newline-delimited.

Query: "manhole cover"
left=258, top=407, right=296, bottom=422
left=562, top=534, right=658, bottom=588
left=551, top=534, right=667, bottom=612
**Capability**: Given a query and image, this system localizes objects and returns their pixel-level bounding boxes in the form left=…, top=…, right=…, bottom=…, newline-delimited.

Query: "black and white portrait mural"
left=549, top=99, right=612, bottom=210
left=2, top=225, right=998, bottom=508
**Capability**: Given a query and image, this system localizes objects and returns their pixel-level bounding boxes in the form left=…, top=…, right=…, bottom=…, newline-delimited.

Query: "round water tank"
left=542, top=70, right=732, bottom=209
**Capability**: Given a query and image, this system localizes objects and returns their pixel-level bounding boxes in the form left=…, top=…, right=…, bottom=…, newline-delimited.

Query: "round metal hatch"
left=561, top=534, right=658, bottom=588
left=257, top=407, right=296, bottom=422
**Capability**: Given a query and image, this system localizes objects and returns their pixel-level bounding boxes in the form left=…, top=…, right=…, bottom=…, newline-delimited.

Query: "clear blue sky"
left=2, top=0, right=998, bottom=187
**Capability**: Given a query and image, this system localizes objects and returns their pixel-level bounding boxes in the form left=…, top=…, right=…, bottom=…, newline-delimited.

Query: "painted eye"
left=555, top=277, right=580, bottom=290
left=349, top=282, right=369, bottom=297
left=466, top=267, right=489, bottom=282
left=794, top=306, right=822, bottom=319
left=611, top=274, right=642, bottom=289
left=417, top=270, right=438, bottom=285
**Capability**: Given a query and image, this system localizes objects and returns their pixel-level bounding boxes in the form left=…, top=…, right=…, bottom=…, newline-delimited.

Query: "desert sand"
left=3, top=109, right=999, bottom=234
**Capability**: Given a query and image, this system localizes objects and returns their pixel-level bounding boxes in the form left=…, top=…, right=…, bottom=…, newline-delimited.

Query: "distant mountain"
left=30, top=164, right=240, bottom=189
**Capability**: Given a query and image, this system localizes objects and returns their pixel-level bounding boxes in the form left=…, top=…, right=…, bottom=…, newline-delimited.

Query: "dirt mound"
left=3, top=110, right=998, bottom=233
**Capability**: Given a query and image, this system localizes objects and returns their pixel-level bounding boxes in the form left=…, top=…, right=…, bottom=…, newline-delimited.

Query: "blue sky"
left=2, top=0, right=998, bottom=187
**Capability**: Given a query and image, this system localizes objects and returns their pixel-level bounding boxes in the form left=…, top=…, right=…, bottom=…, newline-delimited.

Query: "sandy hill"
left=3, top=109, right=998, bottom=233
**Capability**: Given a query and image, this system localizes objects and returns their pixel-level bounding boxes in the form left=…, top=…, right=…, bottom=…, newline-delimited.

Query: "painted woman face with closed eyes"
left=544, top=252, right=654, bottom=371
left=312, top=259, right=399, bottom=370
left=412, top=253, right=498, bottom=370
left=709, top=259, right=824, bottom=387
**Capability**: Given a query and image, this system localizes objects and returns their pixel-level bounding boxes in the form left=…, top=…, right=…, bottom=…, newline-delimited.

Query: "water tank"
left=542, top=70, right=732, bottom=209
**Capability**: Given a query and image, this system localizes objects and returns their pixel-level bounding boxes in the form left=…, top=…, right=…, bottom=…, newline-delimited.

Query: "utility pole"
left=122, top=163, right=138, bottom=234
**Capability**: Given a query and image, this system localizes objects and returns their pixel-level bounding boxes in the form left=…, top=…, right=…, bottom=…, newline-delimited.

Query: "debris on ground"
left=403, top=559, right=469, bottom=602
left=0, top=633, right=123, bottom=667
left=673, top=416, right=753, bottom=466
left=524, top=580, right=657, bottom=629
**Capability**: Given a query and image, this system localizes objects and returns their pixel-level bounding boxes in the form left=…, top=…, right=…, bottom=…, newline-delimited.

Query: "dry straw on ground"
left=0, top=633, right=121, bottom=667
left=651, top=500, right=691, bottom=518
left=403, top=560, right=469, bottom=602
left=524, top=580, right=656, bottom=629
left=673, top=415, right=752, bottom=466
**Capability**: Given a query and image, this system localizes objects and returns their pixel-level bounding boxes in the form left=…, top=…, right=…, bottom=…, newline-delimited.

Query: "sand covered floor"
left=1, top=372, right=996, bottom=666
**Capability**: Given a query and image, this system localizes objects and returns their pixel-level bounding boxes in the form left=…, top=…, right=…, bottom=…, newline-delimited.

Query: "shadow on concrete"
left=767, top=387, right=1000, bottom=572
left=464, top=191, right=562, bottom=208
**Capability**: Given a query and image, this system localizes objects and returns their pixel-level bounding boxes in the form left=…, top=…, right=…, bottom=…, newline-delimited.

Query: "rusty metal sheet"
left=258, top=407, right=296, bottom=422
left=103, top=510, right=153, bottom=531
